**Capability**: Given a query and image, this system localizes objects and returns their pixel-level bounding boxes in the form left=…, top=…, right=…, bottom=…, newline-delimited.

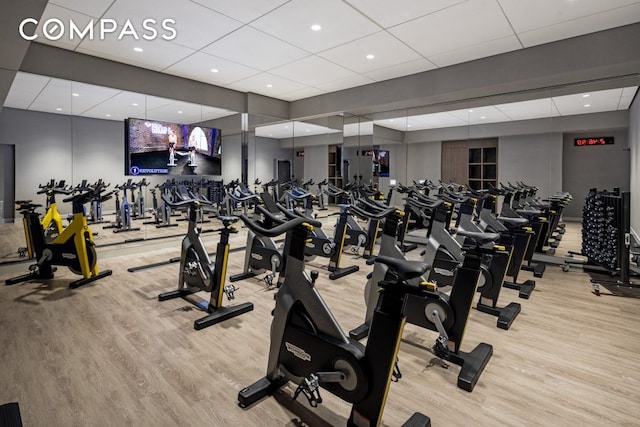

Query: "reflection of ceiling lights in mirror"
left=266, top=84, right=273, bottom=88
left=133, top=47, right=143, bottom=52
left=72, top=93, right=79, bottom=97
left=311, top=24, right=321, bottom=31
left=211, top=68, right=219, bottom=73
left=256, top=121, right=343, bottom=138
left=373, top=86, right=636, bottom=132
left=4, top=72, right=238, bottom=124
left=366, top=54, right=375, bottom=59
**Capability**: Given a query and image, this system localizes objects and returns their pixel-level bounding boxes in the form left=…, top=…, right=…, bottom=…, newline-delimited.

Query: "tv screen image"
left=373, top=149, right=390, bottom=177
left=125, top=118, right=222, bottom=176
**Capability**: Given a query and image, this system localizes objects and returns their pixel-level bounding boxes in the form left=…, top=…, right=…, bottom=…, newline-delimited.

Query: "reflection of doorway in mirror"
left=189, top=127, right=208, bottom=152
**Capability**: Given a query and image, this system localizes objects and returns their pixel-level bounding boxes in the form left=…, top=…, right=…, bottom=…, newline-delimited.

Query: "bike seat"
left=457, top=230, right=500, bottom=246
left=375, top=256, right=429, bottom=281
left=497, top=216, right=529, bottom=227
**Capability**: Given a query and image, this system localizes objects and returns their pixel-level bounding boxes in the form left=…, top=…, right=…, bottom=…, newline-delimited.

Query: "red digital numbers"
left=574, top=137, right=614, bottom=147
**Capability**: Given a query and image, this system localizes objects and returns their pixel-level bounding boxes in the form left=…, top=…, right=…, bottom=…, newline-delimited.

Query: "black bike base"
left=523, top=261, right=546, bottom=278
left=230, top=271, right=257, bottom=282
left=401, top=243, right=418, bottom=253
left=113, top=227, right=141, bottom=233
left=328, top=265, right=359, bottom=280
left=503, top=279, right=535, bottom=299
left=349, top=323, right=370, bottom=340
left=69, top=270, right=113, bottom=289
left=238, top=373, right=288, bottom=408
left=400, top=413, right=431, bottom=427
left=477, top=301, right=521, bottom=330
left=5, top=267, right=56, bottom=285
left=194, top=302, right=254, bottom=330
left=0, top=402, right=23, bottom=427
left=447, top=343, right=493, bottom=392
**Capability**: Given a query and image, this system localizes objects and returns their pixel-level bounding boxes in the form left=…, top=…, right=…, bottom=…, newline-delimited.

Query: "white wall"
left=498, top=133, right=563, bottom=200
left=630, top=98, right=639, bottom=241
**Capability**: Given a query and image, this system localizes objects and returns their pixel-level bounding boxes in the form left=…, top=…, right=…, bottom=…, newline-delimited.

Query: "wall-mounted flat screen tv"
left=373, top=149, right=390, bottom=177
left=125, top=118, right=222, bottom=176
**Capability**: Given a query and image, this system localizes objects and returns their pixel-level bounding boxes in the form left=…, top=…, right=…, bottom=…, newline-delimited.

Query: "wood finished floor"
left=1, top=212, right=639, bottom=426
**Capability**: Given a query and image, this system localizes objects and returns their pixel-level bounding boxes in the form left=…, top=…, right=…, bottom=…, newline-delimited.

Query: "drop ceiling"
left=3, top=0, right=640, bottom=127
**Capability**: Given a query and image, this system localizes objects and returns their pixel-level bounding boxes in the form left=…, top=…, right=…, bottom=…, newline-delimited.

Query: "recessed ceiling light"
left=283, top=125, right=289, bottom=129
left=582, top=94, right=590, bottom=98
left=389, top=119, right=394, bottom=122
left=133, top=47, right=143, bottom=52
left=132, top=103, right=138, bottom=106
left=72, top=93, right=79, bottom=97
left=55, top=108, right=62, bottom=111
left=480, top=116, right=486, bottom=119
left=311, top=24, right=321, bottom=31
left=584, top=104, right=591, bottom=107
left=468, top=109, right=474, bottom=113
left=406, top=124, right=412, bottom=128
left=211, top=68, right=219, bottom=73
left=106, top=114, right=111, bottom=117
left=305, top=129, right=310, bottom=132
left=178, top=110, right=183, bottom=114
left=266, top=84, right=273, bottom=88
left=366, top=54, right=375, bottom=60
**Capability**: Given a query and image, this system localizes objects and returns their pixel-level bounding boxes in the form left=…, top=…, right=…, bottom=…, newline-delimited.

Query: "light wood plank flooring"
left=1, top=213, right=639, bottom=426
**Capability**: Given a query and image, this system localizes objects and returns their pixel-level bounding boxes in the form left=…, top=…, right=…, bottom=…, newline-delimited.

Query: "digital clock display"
left=574, top=136, right=614, bottom=146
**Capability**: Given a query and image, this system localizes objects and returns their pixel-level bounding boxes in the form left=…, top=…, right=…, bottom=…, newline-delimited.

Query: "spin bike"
left=6, top=187, right=113, bottom=288
left=158, top=194, right=253, bottom=330
left=268, top=195, right=359, bottom=280
left=349, top=206, right=494, bottom=391
left=38, top=179, right=72, bottom=240
left=237, top=214, right=430, bottom=427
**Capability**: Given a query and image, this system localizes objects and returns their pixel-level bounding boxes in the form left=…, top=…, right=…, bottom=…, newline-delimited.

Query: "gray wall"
left=0, top=108, right=241, bottom=213
left=247, top=135, right=291, bottom=185
left=630, top=98, right=639, bottom=241
left=0, top=144, right=14, bottom=221
left=303, top=145, right=328, bottom=184
left=406, top=141, right=442, bottom=186
left=498, top=133, right=563, bottom=203
left=562, top=130, right=630, bottom=219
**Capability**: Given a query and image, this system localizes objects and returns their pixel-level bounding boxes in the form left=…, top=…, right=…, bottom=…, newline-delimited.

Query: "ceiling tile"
left=318, top=31, right=422, bottom=74
left=517, top=2, right=640, bottom=47
left=277, top=86, right=326, bottom=101
left=68, top=82, right=121, bottom=115
left=77, top=37, right=195, bottom=72
left=250, top=0, right=380, bottom=53
left=97, top=0, right=242, bottom=51
left=81, top=91, right=148, bottom=121
left=4, top=73, right=51, bottom=110
left=269, top=56, right=358, bottom=86
left=343, top=121, right=373, bottom=136
left=428, top=35, right=522, bottom=67
left=363, top=58, right=436, bottom=81
left=495, top=98, right=560, bottom=120
left=552, top=88, right=625, bottom=116
left=344, top=0, right=468, bottom=28
left=389, top=0, right=514, bottom=57
left=28, top=77, right=72, bottom=114
left=50, top=0, right=114, bottom=18
left=33, top=3, right=93, bottom=50
left=163, top=51, right=260, bottom=85
left=201, top=26, right=309, bottom=71
left=190, top=0, right=290, bottom=24
left=227, top=72, right=306, bottom=96
left=498, top=0, right=640, bottom=33
left=618, top=86, right=638, bottom=109
left=411, top=112, right=469, bottom=129
left=447, top=106, right=511, bottom=125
